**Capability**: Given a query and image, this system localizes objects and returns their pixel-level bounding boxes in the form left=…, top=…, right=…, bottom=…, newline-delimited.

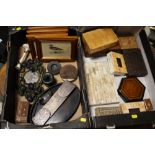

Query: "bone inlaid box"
left=107, top=51, right=128, bottom=75
left=121, top=101, right=147, bottom=114
left=82, top=28, right=119, bottom=55
left=95, top=106, right=122, bottom=116
left=85, top=61, right=119, bottom=106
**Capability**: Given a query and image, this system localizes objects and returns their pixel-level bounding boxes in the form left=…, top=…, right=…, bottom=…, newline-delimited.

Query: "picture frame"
left=26, top=36, right=37, bottom=59
left=35, top=36, right=78, bottom=62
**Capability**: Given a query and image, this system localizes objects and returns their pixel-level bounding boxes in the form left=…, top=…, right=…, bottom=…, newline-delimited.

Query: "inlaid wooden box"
left=107, top=51, right=127, bottom=75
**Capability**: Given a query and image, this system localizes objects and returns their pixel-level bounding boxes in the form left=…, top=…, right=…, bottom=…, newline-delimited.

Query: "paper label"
left=131, top=114, right=138, bottom=119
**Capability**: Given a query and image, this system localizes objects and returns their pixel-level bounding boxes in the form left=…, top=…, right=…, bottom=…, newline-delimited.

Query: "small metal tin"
left=60, top=65, right=78, bottom=82
left=47, top=61, right=61, bottom=75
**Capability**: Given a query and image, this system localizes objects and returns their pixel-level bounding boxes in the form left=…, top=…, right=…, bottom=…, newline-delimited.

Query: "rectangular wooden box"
left=82, top=28, right=119, bottom=55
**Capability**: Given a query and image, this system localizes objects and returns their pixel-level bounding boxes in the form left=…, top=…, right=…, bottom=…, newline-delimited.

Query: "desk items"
left=32, top=81, right=76, bottom=125
left=82, top=28, right=119, bottom=56
left=85, top=61, right=119, bottom=106
left=30, top=83, right=80, bottom=124
left=123, top=48, right=148, bottom=77
left=118, top=77, right=145, bottom=102
left=107, top=51, right=127, bottom=75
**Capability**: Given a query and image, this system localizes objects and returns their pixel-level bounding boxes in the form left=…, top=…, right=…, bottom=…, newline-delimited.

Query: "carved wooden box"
left=118, top=77, right=145, bottom=102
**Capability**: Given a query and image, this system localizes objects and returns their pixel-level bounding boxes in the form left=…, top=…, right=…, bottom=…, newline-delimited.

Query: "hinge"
left=6, top=40, right=11, bottom=53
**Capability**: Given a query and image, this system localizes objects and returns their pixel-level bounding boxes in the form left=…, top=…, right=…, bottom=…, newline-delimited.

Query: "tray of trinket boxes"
left=1, top=26, right=155, bottom=129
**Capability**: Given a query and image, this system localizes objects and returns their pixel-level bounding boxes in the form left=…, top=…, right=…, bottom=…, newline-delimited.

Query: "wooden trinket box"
left=120, top=101, right=147, bottom=114
left=107, top=51, right=127, bottom=75
left=82, top=28, right=119, bottom=56
left=120, top=99, right=153, bottom=114
left=118, top=77, right=145, bottom=102
left=15, top=101, right=29, bottom=123
left=123, top=48, right=148, bottom=77
left=110, top=36, right=138, bottom=50
left=95, top=106, right=122, bottom=116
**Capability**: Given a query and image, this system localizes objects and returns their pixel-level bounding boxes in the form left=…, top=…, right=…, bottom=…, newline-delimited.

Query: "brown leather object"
left=123, top=48, right=148, bottom=77
left=82, top=28, right=119, bottom=55
left=15, top=101, right=29, bottom=123
left=0, top=64, right=7, bottom=96
left=118, top=77, right=145, bottom=102
left=60, top=65, right=78, bottom=82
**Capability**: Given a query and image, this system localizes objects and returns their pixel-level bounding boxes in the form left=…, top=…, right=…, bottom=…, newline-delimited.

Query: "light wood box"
left=120, top=101, right=146, bottom=113
left=82, top=28, right=119, bottom=55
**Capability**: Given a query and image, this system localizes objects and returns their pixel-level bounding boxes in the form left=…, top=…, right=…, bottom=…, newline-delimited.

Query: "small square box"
left=107, top=51, right=128, bottom=75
